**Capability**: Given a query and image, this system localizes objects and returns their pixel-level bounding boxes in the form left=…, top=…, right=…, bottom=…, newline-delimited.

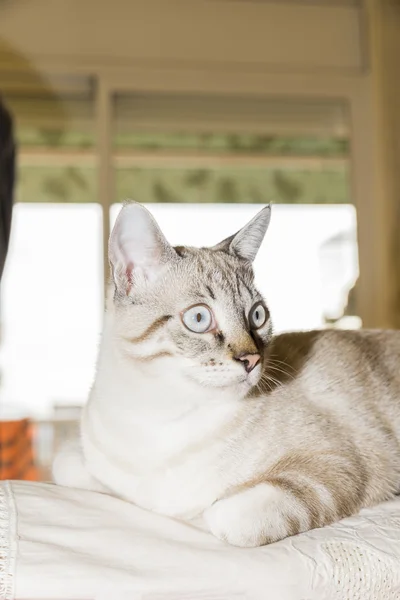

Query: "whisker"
left=266, top=363, right=296, bottom=381
left=268, top=355, right=297, bottom=374
left=259, top=375, right=273, bottom=393
left=265, top=374, right=281, bottom=387
left=258, top=373, right=281, bottom=392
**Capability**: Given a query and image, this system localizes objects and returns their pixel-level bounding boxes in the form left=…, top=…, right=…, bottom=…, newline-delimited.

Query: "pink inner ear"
left=125, top=261, right=134, bottom=295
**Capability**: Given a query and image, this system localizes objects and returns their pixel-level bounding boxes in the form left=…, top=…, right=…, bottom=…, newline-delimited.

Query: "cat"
left=53, top=201, right=400, bottom=548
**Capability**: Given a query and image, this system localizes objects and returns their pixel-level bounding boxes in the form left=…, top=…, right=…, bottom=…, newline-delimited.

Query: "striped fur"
left=53, top=203, right=400, bottom=548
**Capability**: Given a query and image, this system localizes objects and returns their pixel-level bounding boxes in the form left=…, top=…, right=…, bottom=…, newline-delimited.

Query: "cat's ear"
left=109, top=202, right=176, bottom=295
left=212, top=205, right=271, bottom=262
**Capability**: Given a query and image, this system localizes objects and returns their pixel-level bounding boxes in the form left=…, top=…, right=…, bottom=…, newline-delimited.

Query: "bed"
left=1, top=480, right=400, bottom=599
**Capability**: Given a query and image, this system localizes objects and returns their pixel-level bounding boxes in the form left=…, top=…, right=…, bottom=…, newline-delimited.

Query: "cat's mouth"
left=183, top=364, right=260, bottom=390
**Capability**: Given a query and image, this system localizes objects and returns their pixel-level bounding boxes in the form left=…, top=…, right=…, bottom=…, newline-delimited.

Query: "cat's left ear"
left=212, top=205, right=271, bottom=262
left=109, top=202, right=177, bottom=295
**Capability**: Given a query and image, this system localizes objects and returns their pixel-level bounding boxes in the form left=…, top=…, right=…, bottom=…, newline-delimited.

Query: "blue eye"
left=182, top=305, right=213, bottom=333
left=249, top=302, right=268, bottom=329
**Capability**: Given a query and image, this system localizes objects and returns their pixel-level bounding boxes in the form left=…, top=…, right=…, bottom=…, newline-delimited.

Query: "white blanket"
left=1, top=480, right=400, bottom=600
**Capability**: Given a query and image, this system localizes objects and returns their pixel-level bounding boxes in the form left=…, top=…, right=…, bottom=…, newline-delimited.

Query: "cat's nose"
left=234, top=352, right=260, bottom=374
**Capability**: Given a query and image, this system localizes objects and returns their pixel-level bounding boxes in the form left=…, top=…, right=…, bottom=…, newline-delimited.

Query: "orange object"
left=0, top=418, right=39, bottom=480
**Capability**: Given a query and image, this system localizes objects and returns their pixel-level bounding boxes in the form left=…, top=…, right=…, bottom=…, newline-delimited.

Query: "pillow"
left=1, top=480, right=400, bottom=599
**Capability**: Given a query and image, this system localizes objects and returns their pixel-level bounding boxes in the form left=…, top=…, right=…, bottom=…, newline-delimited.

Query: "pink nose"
left=235, top=353, right=261, bottom=374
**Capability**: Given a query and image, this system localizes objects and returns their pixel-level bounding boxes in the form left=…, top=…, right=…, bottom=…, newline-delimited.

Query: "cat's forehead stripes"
left=206, top=285, right=216, bottom=300
left=173, top=246, right=257, bottom=304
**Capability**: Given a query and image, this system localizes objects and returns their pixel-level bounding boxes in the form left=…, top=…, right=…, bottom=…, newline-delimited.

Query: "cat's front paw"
left=204, top=482, right=310, bottom=548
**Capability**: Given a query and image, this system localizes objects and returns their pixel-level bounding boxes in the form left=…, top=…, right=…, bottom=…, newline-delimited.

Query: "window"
left=112, top=92, right=360, bottom=333
left=0, top=84, right=360, bottom=477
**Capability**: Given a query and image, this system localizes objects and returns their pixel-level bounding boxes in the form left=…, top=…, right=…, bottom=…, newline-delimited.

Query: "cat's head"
left=109, top=202, right=272, bottom=396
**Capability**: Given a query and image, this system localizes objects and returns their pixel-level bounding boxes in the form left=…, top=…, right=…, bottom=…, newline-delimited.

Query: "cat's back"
left=265, top=327, right=400, bottom=399
left=252, top=328, right=400, bottom=458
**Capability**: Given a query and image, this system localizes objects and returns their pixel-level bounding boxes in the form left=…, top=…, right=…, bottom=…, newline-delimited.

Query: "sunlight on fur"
left=53, top=202, right=400, bottom=548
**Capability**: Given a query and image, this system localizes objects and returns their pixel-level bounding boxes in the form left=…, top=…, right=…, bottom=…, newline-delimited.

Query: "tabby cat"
left=53, top=202, right=400, bottom=547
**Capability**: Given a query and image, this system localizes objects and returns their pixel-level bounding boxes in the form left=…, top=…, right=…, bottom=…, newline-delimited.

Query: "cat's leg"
left=52, top=439, right=108, bottom=493
left=203, top=481, right=331, bottom=548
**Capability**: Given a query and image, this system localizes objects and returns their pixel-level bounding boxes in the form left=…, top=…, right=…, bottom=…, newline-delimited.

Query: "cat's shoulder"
left=273, top=327, right=400, bottom=345
left=269, top=327, right=400, bottom=365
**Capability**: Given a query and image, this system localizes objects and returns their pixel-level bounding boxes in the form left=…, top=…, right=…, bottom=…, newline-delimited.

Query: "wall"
left=0, top=0, right=363, bottom=74
left=368, top=0, right=400, bottom=328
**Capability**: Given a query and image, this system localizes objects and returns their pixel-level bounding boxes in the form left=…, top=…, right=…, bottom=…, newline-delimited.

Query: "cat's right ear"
left=212, top=205, right=271, bottom=263
left=109, top=202, right=177, bottom=295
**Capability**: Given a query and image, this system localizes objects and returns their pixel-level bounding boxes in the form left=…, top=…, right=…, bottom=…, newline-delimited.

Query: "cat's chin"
left=184, top=371, right=257, bottom=395
left=180, top=361, right=262, bottom=394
